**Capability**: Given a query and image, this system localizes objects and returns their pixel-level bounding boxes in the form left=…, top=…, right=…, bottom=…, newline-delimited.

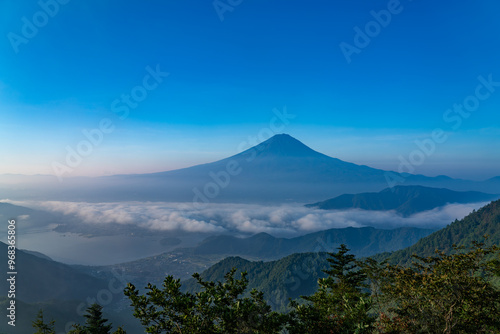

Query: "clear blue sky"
left=1, top=0, right=499, bottom=179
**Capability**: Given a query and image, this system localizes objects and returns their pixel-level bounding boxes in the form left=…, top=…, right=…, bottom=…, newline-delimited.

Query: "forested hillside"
left=182, top=200, right=500, bottom=312
left=182, top=253, right=330, bottom=311
left=193, top=226, right=433, bottom=259
left=373, top=199, right=500, bottom=264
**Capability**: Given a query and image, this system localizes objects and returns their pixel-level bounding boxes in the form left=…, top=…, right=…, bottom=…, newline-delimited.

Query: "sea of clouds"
left=1, top=200, right=489, bottom=237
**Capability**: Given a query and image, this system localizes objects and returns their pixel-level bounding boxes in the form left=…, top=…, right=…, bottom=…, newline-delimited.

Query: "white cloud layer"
left=1, top=200, right=490, bottom=236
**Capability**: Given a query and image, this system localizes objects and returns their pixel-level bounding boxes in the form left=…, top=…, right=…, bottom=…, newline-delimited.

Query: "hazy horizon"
left=0, top=133, right=498, bottom=182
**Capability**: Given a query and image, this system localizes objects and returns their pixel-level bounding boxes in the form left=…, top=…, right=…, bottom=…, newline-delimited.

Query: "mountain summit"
left=214, top=134, right=382, bottom=186
left=244, top=134, right=327, bottom=158
left=9, top=134, right=500, bottom=203
left=90, top=134, right=486, bottom=203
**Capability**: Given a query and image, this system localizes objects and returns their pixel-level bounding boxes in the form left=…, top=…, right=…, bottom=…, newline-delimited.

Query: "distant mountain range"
left=193, top=226, right=434, bottom=259
left=3, top=200, right=498, bottom=324
left=306, top=185, right=499, bottom=216
left=2, top=134, right=499, bottom=203
left=74, top=225, right=433, bottom=292
left=3, top=189, right=496, bottom=304
left=183, top=199, right=500, bottom=311
left=0, top=223, right=434, bottom=329
left=0, top=218, right=432, bottom=305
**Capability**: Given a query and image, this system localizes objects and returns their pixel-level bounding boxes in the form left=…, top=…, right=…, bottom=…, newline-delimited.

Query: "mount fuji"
left=3, top=134, right=499, bottom=203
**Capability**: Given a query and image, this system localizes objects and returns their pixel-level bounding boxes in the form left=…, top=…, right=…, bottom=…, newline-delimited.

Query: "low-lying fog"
left=0, top=200, right=488, bottom=265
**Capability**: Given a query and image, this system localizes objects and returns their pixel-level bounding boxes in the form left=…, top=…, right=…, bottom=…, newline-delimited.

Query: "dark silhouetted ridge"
left=307, top=185, right=499, bottom=216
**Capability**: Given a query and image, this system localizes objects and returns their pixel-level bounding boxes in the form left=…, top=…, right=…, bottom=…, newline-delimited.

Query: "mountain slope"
left=193, top=226, right=434, bottom=259
left=181, top=253, right=330, bottom=311
left=307, top=185, right=499, bottom=216
left=95, top=134, right=396, bottom=203
left=181, top=201, right=500, bottom=311
left=3, top=134, right=497, bottom=203
left=372, top=199, right=500, bottom=265
left=81, top=226, right=432, bottom=291
left=0, top=202, right=63, bottom=229
left=0, top=242, right=110, bottom=303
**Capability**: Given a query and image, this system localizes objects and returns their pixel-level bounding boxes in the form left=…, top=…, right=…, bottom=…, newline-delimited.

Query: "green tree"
left=32, top=309, right=56, bottom=334
left=67, top=303, right=118, bottom=334
left=68, top=323, right=126, bottom=334
left=125, top=267, right=287, bottom=333
left=112, top=326, right=127, bottom=334
left=83, top=304, right=113, bottom=334
left=67, top=324, right=86, bottom=334
left=365, top=242, right=500, bottom=333
left=288, top=244, right=375, bottom=334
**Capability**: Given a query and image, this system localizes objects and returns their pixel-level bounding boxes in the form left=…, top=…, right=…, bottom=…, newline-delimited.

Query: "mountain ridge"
left=192, top=226, right=435, bottom=259
left=0, top=242, right=110, bottom=303
left=76, top=134, right=500, bottom=203
left=182, top=200, right=500, bottom=311
left=306, top=185, right=499, bottom=216
left=372, top=198, right=500, bottom=264
left=74, top=225, right=434, bottom=291
left=2, top=134, right=499, bottom=203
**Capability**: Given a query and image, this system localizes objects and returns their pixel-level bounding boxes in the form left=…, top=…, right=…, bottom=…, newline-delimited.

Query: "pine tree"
left=67, top=304, right=114, bottom=334
left=67, top=324, right=86, bottom=334
left=125, top=268, right=286, bottom=333
left=32, top=309, right=56, bottom=334
left=322, top=243, right=368, bottom=292
left=288, top=244, right=374, bottom=334
left=83, top=304, right=113, bottom=334
left=112, top=326, right=127, bottom=334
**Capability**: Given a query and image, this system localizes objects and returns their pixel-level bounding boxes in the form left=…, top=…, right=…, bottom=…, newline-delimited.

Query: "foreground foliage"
left=66, top=303, right=126, bottom=334
left=365, top=242, right=500, bottom=333
left=32, top=309, right=55, bottom=334
left=32, top=242, right=500, bottom=333
left=288, top=244, right=375, bottom=333
left=124, top=268, right=287, bottom=333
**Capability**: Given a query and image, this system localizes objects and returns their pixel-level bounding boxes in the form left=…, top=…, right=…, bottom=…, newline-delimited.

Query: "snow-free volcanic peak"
left=244, top=134, right=328, bottom=158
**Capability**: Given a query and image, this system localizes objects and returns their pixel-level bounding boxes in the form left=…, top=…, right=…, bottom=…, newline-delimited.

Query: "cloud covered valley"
left=3, top=200, right=489, bottom=238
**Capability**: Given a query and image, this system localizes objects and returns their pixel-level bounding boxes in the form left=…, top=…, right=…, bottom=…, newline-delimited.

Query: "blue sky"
left=1, top=0, right=499, bottom=179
